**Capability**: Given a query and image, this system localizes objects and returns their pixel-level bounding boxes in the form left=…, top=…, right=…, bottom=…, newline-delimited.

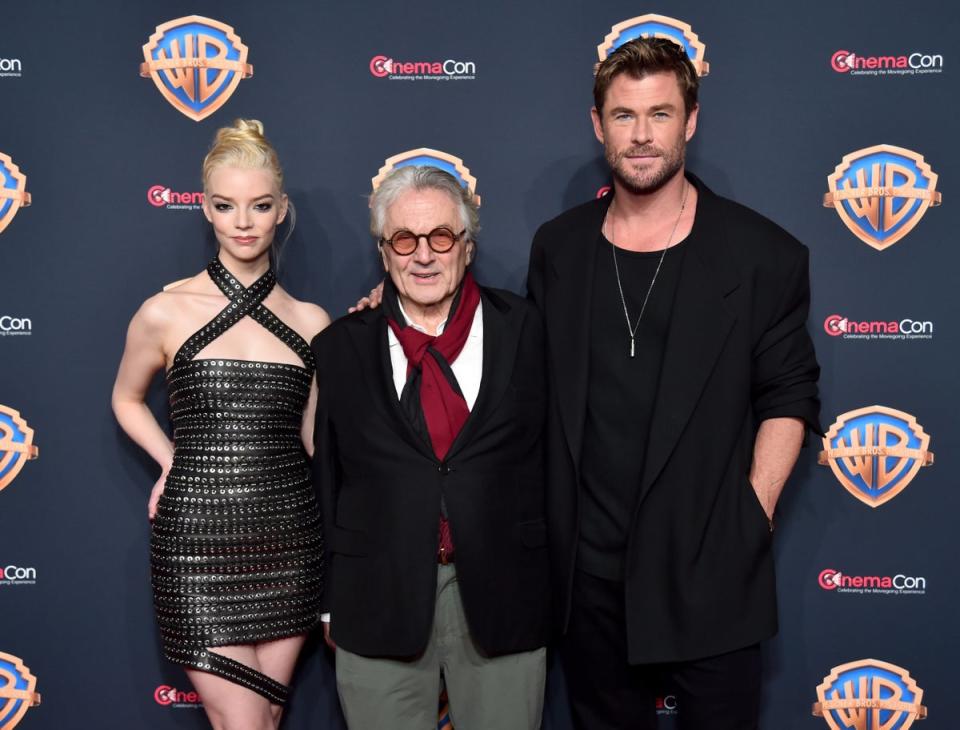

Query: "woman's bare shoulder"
left=132, top=273, right=217, bottom=330
left=298, top=300, right=332, bottom=333
left=275, top=289, right=332, bottom=339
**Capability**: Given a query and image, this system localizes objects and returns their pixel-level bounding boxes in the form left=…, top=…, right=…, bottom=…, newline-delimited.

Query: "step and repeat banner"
left=1, top=1, right=955, bottom=728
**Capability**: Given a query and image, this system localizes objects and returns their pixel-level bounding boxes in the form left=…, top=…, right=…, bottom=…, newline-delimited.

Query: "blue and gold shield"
left=596, top=14, right=709, bottom=76
left=0, top=153, right=31, bottom=236
left=824, top=145, right=941, bottom=251
left=819, top=406, right=933, bottom=508
left=813, top=659, right=926, bottom=730
left=140, top=15, right=253, bottom=122
left=0, top=653, right=40, bottom=730
left=0, top=406, right=38, bottom=493
left=372, top=149, right=480, bottom=206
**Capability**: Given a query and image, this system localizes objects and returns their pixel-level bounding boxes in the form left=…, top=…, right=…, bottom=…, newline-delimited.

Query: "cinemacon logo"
left=369, top=55, right=476, bottom=78
left=819, top=569, right=926, bottom=594
left=655, top=695, right=677, bottom=714
left=0, top=316, right=31, bottom=334
left=148, top=185, right=204, bottom=209
left=823, top=314, right=932, bottom=339
left=831, top=49, right=943, bottom=73
left=0, top=57, right=23, bottom=75
left=154, top=684, right=202, bottom=707
left=0, top=564, right=37, bottom=581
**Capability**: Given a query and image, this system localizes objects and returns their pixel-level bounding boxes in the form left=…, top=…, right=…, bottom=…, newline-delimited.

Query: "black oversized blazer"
left=527, top=173, right=822, bottom=664
left=311, top=285, right=551, bottom=658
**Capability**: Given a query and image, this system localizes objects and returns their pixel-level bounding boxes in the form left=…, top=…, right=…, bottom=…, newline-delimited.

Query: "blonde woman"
left=113, top=119, right=328, bottom=730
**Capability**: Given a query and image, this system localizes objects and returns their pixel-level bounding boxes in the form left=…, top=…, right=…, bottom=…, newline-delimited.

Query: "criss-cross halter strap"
left=173, top=258, right=315, bottom=370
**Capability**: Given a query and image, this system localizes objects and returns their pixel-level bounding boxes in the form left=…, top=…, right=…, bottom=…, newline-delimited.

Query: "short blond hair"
left=202, top=119, right=284, bottom=193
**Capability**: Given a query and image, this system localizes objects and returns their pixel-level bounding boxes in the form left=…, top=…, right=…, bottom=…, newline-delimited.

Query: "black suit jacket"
left=311, top=285, right=550, bottom=658
left=527, top=173, right=821, bottom=663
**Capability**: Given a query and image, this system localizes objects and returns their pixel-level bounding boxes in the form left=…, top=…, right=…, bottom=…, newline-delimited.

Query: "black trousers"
left=561, top=570, right=762, bottom=730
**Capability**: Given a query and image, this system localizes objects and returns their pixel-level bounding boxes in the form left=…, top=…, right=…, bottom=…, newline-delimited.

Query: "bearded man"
left=527, top=37, right=822, bottom=730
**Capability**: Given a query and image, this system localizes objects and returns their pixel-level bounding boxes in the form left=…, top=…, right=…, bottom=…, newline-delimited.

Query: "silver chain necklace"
left=605, top=181, right=690, bottom=358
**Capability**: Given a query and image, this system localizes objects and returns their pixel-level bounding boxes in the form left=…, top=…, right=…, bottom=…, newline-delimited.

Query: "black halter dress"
left=150, top=258, right=323, bottom=705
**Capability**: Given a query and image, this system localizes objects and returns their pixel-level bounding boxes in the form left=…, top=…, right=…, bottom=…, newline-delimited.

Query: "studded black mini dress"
left=150, top=258, right=323, bottom=705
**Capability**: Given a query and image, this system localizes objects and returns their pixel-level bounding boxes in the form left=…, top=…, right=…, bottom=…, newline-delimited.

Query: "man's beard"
left=606, top=137, right=686, bottom=195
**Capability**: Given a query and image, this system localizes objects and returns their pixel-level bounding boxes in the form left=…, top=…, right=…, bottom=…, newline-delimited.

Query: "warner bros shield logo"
left=824, top=145, right=941, bottom=251
left=596, top=14, right=709, bottom=76
left=0, top=406, right=38, bottom=493
left=819, top=406, right=933, bottom=508
left=140, top=15, right=253, bottom=122
left=0, top=652, right=41, bottom=730
left=0, top=153, right=31, bottom=236
left=813, top=659, right=926, bottom=730
left=372, top=149, right=481, bottom=206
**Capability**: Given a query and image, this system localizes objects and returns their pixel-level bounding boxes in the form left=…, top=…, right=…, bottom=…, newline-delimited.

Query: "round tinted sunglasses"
left=379, top=227, right=467, bottom=255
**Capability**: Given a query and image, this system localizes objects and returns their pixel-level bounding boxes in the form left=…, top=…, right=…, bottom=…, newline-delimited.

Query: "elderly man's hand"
left=348, top=281, right=384, bottom=313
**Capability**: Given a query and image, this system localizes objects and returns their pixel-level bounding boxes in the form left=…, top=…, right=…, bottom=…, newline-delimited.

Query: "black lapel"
left=445, top=287, right=521, bottom=460
left=635, top=175, right=740, bottom=507
left=547, top=196, right=611, bottom=472
left=344, top=308, right=436, bottom=461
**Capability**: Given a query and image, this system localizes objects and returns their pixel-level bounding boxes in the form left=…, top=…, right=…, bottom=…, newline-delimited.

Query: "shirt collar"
left=397, top=298, right=449, bottom=335
left=388, top=298, right=483, bottom=347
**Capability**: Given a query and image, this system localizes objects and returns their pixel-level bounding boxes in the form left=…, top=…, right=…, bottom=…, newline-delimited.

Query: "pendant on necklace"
left=630, top=337, right=635, bottom=358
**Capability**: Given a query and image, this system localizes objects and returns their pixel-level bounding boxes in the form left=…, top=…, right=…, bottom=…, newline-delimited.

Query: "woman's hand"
left=148, top=470, right=168, bottom=521
left=323, top=620, right=336, bottom=651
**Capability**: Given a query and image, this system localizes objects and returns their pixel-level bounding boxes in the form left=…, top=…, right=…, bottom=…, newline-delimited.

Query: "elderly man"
left=311, top=166, right=550, bottom=730
left=527, top=37, right=821, bottom=730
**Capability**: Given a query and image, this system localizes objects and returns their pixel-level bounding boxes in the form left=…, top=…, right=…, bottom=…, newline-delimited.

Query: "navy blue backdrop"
left=1, top=1, right=955, bottom=728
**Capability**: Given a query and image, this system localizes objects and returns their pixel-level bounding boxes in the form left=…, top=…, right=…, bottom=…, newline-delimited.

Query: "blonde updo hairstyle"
left=202, top=119, right=295, bottom=269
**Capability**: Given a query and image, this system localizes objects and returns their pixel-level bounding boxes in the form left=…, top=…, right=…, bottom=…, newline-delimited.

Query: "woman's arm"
left=298, top=303, right=332, bottom=454
left=112, top=296, right=174, bottom=518
left=301, top=375, right=319, bottom=457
